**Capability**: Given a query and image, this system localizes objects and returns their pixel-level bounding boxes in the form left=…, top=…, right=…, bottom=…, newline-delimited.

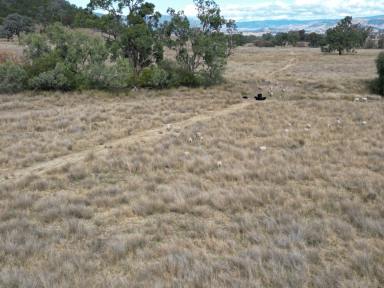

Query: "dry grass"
left=0, top=40, right=23, bottom=63
left=0, top=46, right=383, bottom=287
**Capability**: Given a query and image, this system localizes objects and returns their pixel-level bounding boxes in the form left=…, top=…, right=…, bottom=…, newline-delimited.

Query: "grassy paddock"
left=0, top=46, right=383, bottom=287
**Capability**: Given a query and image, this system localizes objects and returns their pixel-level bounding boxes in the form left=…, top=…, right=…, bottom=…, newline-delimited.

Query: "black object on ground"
left=255, top=93, right=266, bottom=101
left=242, top=96, right=249, bottom=99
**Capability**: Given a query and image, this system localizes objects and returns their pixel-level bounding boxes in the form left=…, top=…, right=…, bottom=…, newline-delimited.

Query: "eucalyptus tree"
left=88, top=0, right=163, bottom=73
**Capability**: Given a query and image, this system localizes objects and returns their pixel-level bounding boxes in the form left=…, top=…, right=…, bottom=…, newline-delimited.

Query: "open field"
left=0, top=46, right=383, bottom=287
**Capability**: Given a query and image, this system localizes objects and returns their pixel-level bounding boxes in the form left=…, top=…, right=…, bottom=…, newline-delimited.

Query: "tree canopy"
left=88, top=0, right=163, bottom=73
left=1, top=13, right=33, bottom=40
left=162, top=0, right=235, bottom=83
left=324, top=16, right=372, bottom=55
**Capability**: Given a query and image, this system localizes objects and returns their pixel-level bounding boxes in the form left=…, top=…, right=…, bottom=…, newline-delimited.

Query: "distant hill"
left=0, top=0, right=85, bottom=25
left=92, top=12, right=384, bottom=35
left=161, top=14, right=384, bottom=34
left=235, top=15, right=384, bottom=34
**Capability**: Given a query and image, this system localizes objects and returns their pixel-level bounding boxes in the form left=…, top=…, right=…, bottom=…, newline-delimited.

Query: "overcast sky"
left=69, top=0, right=384, bottom=21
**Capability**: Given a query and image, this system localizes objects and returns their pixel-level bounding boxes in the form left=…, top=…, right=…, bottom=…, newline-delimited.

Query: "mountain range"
left=96, top=13, right=384, bottom=35
left=234, top=15, right=384, bottom=34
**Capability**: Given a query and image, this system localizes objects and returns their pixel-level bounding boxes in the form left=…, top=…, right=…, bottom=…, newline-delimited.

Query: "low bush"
left=24, top=52, right=60, bottom=79
left=176, top=69, right=203, bottom=87
left=0, top=27, right=6, bottom=38
left=29, top=63, right=75, bottom=91
left=0, top=61, right=27, bottom=93
left=84, top=58, right=134, bottom=90
left=376, top=52, right=384, bottom=96
left=138, top=65, right=169, bottom=88
left=159, top=60, right=202, bottom=88
left=21, top=33, right=51, bottom=60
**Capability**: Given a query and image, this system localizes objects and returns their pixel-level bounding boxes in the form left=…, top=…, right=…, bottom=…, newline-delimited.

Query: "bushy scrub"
left=159, top=60, right=203, bottom=87
left=29, top=63, right=75, bottom=91
left=24, top=52, right=60, bottom=79
left=138, top=65, right=169, bottom=88
left=22, top=23, right=109, bottom=91
left=84, top=58, right=134, bottom=89
left=21, top=33, right=50, bottom=60
left=13, top=0, right=236, bottom=93
left=376, top=52, right=384, bottom=96
left=0, top=61, right=27, bottom=93
left=0, top=28, right=8, bottom=39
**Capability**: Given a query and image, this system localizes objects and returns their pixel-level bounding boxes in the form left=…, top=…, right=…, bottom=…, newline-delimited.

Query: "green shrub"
left=21, top=33, right=51, bottom=60
left=376, top=52, right=384, bottom=96
left=23, top=23, right=109, bottom=90
left=44, top=24, right=108, bottom=70
left=24, top=52, right=60, bottom=78
left=29, top=63, right=75, bottom=91
left=0, top=26, right=7, bottom=38
left=159, top=60, right=202, bottom=87
left=138, top=65, right=169, bottom=88
left=84, top=58, right=134, bottom=89
left=0, top=61, right=27, bottom=93
left=177, top=70, right=203, bottom=87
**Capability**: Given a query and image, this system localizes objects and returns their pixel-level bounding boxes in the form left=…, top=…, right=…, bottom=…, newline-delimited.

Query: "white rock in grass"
left=260, top=146, right=267, bottom=151
left=361, top=121, right=367, bottom=125
left=166, top=124, right=172, bottom=131
left=354, top=97, right=360, bottom=102
left=217, top=161, right=222, bottom=168
left=361, top=97, right=368, bottom=102
left=184, top=151, right=190, bottom=156
left=188, top=137, right=193, bottom=143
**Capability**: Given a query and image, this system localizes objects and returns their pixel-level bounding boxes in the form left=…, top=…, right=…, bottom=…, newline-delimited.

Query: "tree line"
left=253, top=30, right=324, bottom=48
left=252, top=17, right=372, bottom=53
left=0, top=1, right=382, bottom=96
